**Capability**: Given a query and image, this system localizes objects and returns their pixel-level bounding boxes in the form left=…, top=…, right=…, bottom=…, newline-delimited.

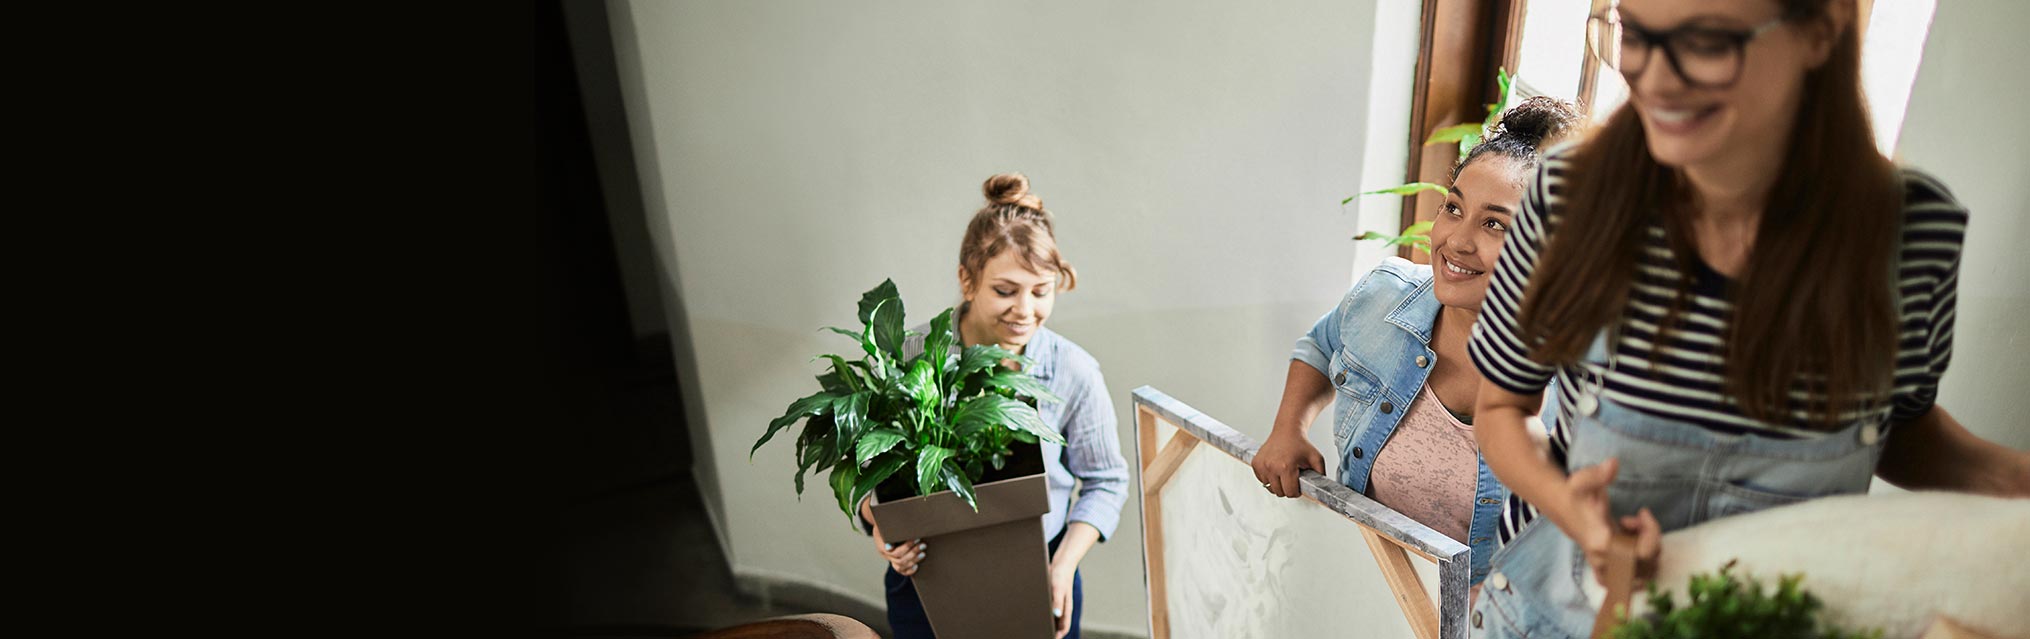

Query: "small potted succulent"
left=754, top=279, right=1065, bottom=639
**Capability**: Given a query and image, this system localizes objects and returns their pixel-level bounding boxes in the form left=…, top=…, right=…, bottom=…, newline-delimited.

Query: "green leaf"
left=856, top=279, right=900, bottom=326
left=1457, top=132, right=1480, bottom=161
left=1357, top=182, right=1448, bottom=198
left=869, top=297, right=906, bottom=359
left=830, top=460, right=861, bottom=521
left=755, top=391, right=836, bottom=458
left=942, top=461, right=978, bottom=511
left=956, top=343, right=1025, bottom=381
left=849, top=453, right=909, bottom=514
left=915, top=445, right=956, bottom=495
left=855, top=427, right=907, bottom=463
left=924, top=307, right=956, bottom=372
left=1425, top=122, right=1484, bottom=146
left=980, top=370, right=1061, bottom=404
left=861, top=315, right=883, bottom=361
left=899, top=358, right=939, bottom=411
left=1401, top=220, right=1434, bottom=236
left=954, top=395, right=1065, bottom=445
left=814, top=354, right=863, bottom=394
left=831, top=391, right=869, bottom=443
left=1491, top=67, right=1512, bottom=129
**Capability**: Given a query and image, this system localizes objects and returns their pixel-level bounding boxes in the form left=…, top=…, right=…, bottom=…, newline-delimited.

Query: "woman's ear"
left=957, top=265, right=974, bottom=302
left=1802, top=0, right=1854, bottom=68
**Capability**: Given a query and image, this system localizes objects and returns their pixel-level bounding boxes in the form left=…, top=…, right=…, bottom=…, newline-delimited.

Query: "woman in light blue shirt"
left=857, top=173, right=1129, bottom=639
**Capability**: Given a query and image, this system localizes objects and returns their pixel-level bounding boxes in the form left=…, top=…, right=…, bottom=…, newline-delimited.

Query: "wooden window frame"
left=1399, top=0, right=1532, bottom=261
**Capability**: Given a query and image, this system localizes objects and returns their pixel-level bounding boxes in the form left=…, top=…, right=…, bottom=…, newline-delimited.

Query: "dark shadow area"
left=539, top=1, right=891, bottom=635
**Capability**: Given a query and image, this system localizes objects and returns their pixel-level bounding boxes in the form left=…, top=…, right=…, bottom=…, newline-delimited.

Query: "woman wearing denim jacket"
left=1252, top=97, right=1581, bottom=598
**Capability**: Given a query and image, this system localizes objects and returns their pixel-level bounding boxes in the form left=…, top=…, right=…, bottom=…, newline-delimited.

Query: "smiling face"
left=959, top=251, right=1058, bottom=353
left=1616, top=0, right=1833, bottom=172
left=1430, top=157, right=1525, bottom=312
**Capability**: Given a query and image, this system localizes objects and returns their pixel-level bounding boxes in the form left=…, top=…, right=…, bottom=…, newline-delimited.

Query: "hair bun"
left=1495, top=95, right=1581, bottom=146
left=983, top=172, right=1042, bottom=210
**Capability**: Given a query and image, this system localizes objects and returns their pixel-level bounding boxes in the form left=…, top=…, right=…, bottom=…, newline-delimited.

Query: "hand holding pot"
left=862, top=495, right=927, bottom=576
left=1048, top=565, right=1075, bottom=639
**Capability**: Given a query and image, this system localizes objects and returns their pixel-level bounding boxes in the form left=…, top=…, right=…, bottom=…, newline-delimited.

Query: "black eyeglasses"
left=1586, top=12, right=1785, bottom=89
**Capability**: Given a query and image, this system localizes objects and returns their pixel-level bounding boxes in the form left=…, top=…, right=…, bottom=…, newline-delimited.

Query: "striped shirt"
left=1467, top=149, right=1967, bottom=545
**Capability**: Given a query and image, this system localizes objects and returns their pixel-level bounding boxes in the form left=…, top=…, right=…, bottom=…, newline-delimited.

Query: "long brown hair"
left=1516, top=0, right=1902, bottom=429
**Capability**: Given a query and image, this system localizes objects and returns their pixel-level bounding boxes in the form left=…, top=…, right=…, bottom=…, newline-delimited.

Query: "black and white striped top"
left=1467, top=149, right=1967, bottom=545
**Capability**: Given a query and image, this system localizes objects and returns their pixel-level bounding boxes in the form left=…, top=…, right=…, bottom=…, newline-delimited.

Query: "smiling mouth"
left=1646, top=104, right=1720, bottom=129
left=1442, top=257, right=1484, bottom=276
left=1001, top=321, right=1035, bottom=334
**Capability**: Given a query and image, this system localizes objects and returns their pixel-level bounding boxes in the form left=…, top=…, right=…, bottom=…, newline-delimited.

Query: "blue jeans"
left=885, top=533, right=1082, bottom=639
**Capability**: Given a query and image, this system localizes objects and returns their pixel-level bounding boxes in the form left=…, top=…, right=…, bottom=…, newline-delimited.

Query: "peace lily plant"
left=753, top=279, right=1065, bottom=526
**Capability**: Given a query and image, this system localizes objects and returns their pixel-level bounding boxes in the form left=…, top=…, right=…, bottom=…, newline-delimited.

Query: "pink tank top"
left=1366, top=384, right=1478, bottom=545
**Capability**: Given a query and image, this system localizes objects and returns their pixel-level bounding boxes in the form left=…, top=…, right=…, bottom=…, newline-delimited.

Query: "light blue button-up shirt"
left=902, top=325, right=1131, bottom=541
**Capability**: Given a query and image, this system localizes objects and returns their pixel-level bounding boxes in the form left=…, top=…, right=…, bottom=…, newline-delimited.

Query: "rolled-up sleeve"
left=1061, top=365, right=1130, bottom=541
left=1293, top=294, right=1350, bottom=376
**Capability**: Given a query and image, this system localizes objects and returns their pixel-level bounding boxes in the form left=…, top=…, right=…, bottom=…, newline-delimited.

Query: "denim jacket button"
left=1472, top=610, right=1482, bottom=628
left=1352, top=446, right=1364, bottom=459
left=1479, top=497, right=1499, bottom=505
left=1415, top=355, right=1429, bottom=368
left=1380, top=401, right=1394, bottom=414
left=1335, top=372, right=1347, bottom=385
left=1489, top=571, right=1510, bottom=591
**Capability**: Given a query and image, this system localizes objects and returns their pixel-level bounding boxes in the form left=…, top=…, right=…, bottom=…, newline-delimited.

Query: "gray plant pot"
left=870, top=470, right=1054, bottom=639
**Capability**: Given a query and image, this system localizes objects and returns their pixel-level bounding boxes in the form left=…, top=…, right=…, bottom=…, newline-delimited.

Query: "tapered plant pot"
left=869, top=444, right=1053, bottom=639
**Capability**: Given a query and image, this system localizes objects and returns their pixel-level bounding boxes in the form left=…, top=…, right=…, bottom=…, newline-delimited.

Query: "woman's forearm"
left=1048, top=521, right=1102, bottom=576
left=1476, top=389, right=1579, bottom=532
left=1270, top=360, right=1334, bottom=439
left=1878, top=405, right=2030, bottom=496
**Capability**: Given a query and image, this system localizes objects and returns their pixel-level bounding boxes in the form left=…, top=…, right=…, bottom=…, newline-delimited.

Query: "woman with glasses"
left=1466, top=0, right=2030, bottom=636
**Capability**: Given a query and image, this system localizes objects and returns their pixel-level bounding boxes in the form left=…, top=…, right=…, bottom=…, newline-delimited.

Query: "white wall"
left=1894, top=0, right=2030, bottom=451
left=605, top=0, right=1418, bottom=634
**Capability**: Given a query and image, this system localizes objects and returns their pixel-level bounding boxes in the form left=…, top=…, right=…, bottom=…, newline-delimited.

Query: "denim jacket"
left=1292, top=257, right=1526, bottom=586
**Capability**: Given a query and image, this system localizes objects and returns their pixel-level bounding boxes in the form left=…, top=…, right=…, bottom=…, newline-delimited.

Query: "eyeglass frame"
left=1587, top=11, right=1787, bottom=90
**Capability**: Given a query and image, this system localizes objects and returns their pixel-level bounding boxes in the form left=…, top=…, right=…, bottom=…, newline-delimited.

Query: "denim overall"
left=1470, top=329, right=1890, bottom=638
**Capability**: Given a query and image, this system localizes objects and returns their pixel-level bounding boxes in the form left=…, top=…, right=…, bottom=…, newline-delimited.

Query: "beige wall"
left=604, top=0, right=1419, bottom=634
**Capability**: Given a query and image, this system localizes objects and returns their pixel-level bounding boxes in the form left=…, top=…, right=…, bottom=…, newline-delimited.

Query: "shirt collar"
left=1019, top=327, right=1057, bottom=381
left=1385, top=275, right=1442, bottom=345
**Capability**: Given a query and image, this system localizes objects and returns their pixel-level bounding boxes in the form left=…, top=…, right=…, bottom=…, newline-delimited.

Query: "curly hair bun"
left=1495, top=95, right=1582, bottom=146
left=983, top=172, right=1043, bottom=210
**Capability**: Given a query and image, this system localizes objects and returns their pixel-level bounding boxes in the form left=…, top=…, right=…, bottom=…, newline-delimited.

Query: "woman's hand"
left=1048, top=563, right=1076, bottom=639
left=862, top=495, right=926, bottom=576
left=1252, top=429, right=1327, bottom=498
left=1555, top=458, right=1662, bottom=587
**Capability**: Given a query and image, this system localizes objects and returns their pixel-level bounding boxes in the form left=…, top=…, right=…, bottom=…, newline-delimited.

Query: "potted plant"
left=1609, top=560, right=1882, bottom=639
left=753, top=279, right=1066, bottom=639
